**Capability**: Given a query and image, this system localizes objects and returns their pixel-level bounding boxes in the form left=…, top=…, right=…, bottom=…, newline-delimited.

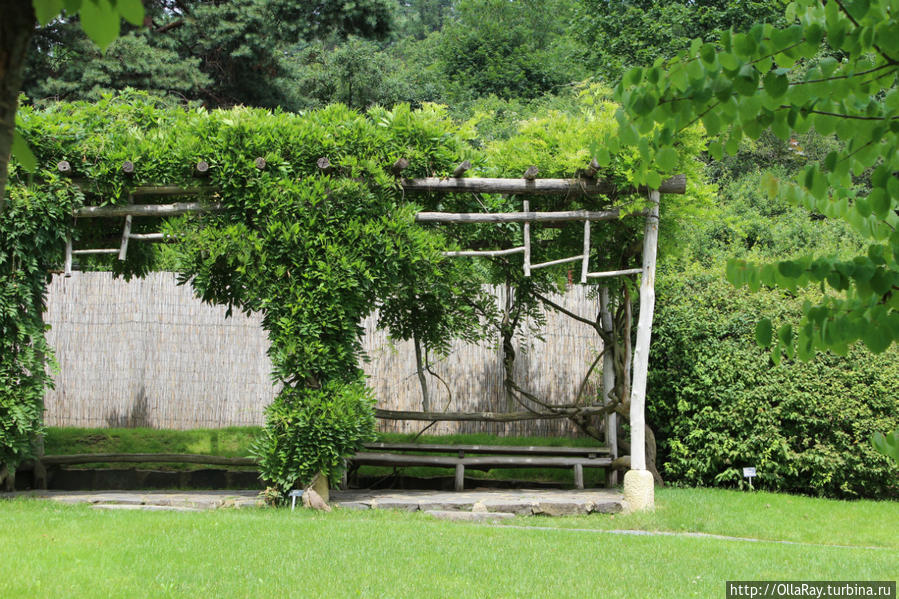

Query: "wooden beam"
left=416, top=208, right=624, bottom=224
left=362, top=443, right=609, bottom=456
left=401, top=174, right=686, bottom=196
left=74, top=202, right=222, bottom=218
left=452, top=160, right=471, bottom=178
left=374, top=407, right=608, bottom=422
left=72, top=248, right=118, bottom=255
left=530, top=254, right=583, bottom=271
left=586, top=268, right=643, bottom=279
left=443, top=247, right=524, bottom=257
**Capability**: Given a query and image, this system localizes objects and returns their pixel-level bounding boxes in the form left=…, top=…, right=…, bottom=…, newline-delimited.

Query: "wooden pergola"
left=61, top=160, right=685, bottom=509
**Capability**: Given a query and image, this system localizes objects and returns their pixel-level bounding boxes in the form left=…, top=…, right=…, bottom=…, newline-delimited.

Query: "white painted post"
left=580, top=220, right=590, bottom=284
left=623, top=190, right=660, bottom=511
left=64, top=236, right=73, bottom=277
left=523, top=199, right=531, bottom=277
left=599, top=287, right=618, bottom=486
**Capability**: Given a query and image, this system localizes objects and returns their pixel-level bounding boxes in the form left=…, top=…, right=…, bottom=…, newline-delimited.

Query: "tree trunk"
left=0, top=1, right=35, bottom=214
left=413, top=333, right=430, bottom=412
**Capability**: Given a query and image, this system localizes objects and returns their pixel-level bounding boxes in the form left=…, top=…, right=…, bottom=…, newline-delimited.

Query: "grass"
left=43, top=427, right=260, bottom=457
left=521, top=487, right=899, bottom=549
left=1, top=488, right=896, bottom=599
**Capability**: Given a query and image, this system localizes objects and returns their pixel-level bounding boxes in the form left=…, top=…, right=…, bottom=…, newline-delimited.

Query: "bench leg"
left=455, top=464, right=465, bottom=491
left=33, top=459, right=47, bottom=490
left=573, top=464, right=584, bottom=490
left=607, top=468, right=619, bottom=488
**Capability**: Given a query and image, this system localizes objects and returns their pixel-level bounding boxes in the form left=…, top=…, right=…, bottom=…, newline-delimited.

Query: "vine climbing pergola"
left=60, top=156, right=685, bottom=510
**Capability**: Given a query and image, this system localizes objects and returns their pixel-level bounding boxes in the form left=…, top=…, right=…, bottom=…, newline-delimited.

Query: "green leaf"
left=872, top=429, right=899, bottom=463
left=778, top=323, right=794, bottom=355
left=869, top=188, right=890, bottom=219
left=702, top=111, right=721, bottom=136
left=116, top=0, right=144, bottom=26
left=656, top=146, right=678, bottom=171
left=762, top=71, right=789, bottom=98
left=862, top=321, right=892, bottom=352
left=34, top=0, right=63, bottom=25
left=11, top=130, right=37, bottom=172
left=755, top=318, right=773, bottom=347
left=778, top=260, right=803, bottom=279
left=79, top=0, right=120, bottom=50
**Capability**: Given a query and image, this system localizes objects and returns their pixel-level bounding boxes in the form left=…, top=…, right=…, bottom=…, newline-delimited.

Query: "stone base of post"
left=622, top=469, right=654, bottom=512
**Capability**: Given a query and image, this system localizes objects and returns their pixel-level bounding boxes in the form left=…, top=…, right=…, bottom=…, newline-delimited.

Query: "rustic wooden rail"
left=362, top=443, right=609, bottom=457
left=374, top=406, right=609, bottom=422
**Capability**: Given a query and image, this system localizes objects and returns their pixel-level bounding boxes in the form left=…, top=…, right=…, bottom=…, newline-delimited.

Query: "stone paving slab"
left=2, top=490, right=265, bottom=510
left=3, top=488, right=624, bottom=516
left=330, top=488, right=624, bottom=516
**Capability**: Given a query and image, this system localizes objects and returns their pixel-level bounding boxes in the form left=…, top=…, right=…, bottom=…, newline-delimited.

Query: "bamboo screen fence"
left=43, top=273, right=603, bottom=436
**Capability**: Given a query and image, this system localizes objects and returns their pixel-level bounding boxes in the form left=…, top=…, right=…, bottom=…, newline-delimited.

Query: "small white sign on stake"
left=742, top=467, right=757, bottom=489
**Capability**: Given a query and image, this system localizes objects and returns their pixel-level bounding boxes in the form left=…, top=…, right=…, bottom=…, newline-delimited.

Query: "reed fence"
left=44, top=273, right=603, bottom=436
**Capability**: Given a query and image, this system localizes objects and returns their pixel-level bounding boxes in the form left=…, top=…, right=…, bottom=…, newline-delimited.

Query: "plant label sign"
left=743, top=467, right=756, bottom=489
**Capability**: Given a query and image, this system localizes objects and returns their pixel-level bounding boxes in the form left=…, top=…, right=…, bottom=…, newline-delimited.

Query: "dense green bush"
left=0, top=177, right=80, bottom=471
left=253, top=380, right=376, bottom=498
left=649, top=269, right=899, bottom=499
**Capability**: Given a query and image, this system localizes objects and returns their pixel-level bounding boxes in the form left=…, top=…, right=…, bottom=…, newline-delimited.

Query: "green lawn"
left=1, top=488, right=896, bottom=598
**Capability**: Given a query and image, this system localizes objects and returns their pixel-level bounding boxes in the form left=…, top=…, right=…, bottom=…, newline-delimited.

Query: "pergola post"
left=599, top=287, right=617, bottom=486
left=623, top=189, right=660, bottom=511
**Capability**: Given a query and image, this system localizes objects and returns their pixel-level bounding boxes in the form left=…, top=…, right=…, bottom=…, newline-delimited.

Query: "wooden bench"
left=353, top=443, right=612, bottom=491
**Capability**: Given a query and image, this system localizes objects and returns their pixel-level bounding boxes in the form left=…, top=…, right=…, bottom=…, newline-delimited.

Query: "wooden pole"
left=443, top=247, right=524, bottom=257
left=452, top=160, right=471, bottom=178
left=118, top=214, right=132, bottom=261
left=402, top=174, right=686, bottom=196
left=530, top=254, right=583, bottom=271
left=416, top=208, right=623, bottom=224
left=75, top=202, right=222, bottom=218
left=523, top=199, right=531, bottom=276
left=581, top=220, right=590, bottom=284
left=64, top=236, right=73, bottom=277
left=600, top=287, right=618, bottom=484
left=586, top=268, right=643, bottom=279
left=628, top=190, right=660, bottom=472
left=374, top=407, right=608, bottom=422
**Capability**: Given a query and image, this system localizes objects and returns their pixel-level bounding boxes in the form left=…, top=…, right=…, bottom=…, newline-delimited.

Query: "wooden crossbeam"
left=586, top=268, right=643, bottom=279
left=530, top=254, right=583, bottom=270
left=415, top=208, right=623, bottom=224
left=401, top=174, right=685, bottom=195
left=443, top=247, right=524, bottom=257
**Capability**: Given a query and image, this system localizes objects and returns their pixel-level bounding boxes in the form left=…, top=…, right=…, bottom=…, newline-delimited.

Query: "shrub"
left=0, top=179, right=78, bottom=472
left=252, top=380, right=377, bottom=499
left=648, top=269, right=899, bottom=499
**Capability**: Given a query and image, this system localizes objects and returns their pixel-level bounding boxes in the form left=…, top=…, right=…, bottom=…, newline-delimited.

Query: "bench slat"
left=352, top=452, right=611, bottom=468
left=362, top=443, right=609, bottom=456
